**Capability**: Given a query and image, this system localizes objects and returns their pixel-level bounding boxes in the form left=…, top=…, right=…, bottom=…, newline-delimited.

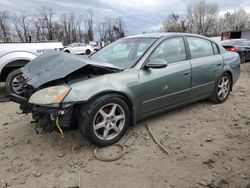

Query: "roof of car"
left=125, top=32, right=212, bottom=39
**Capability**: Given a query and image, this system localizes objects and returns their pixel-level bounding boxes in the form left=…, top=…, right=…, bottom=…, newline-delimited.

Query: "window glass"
left=187, top=37, right=214, bottom=59
left=212, top=43, right=219, bottom=55
left=79, top=43, right=86, bottom=47
left=149, top=37, right=186, bottom=64
left=90, top=38, right=156, bottom=69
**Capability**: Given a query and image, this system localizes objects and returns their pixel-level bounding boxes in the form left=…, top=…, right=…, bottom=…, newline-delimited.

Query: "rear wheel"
left=240, top=52, right=246, bottom=64
left=5, top=69, right=25, bottom=95
left=78, top=94, right=130, bottom=147
left=209, top=73, right=232, bottom=103
left=85, top=49, right=91, bottom=55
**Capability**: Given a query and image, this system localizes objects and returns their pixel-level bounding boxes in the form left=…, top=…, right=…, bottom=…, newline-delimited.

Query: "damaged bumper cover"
left=10, top=93, right=76, bottom=132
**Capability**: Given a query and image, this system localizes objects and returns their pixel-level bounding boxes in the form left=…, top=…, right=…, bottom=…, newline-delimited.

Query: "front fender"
left=63, top=69, right=140, bottom=116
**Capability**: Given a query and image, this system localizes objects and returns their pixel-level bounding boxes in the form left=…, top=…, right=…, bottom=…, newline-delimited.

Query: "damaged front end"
left=10, top=51, right=122, bottom=134
left=10, top=85, right=77, bottom=135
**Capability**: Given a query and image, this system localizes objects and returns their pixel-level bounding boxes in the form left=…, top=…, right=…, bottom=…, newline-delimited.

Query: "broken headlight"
left=29, top=85, right=71, bottom=105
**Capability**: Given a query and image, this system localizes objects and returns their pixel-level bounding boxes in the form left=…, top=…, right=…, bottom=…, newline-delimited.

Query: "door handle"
left=216, top=63, right=222, bottom=66
left=183, top=72, right=190, bottom=76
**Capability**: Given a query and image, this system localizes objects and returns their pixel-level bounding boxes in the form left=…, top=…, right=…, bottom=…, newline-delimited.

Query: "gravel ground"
left=0, top=63, right=249, bottom=188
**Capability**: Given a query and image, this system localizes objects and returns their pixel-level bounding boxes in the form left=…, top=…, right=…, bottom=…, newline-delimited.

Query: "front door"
left=139, top=37, right=192, bottom=116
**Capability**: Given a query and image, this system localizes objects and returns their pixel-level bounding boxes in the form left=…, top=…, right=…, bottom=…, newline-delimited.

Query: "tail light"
left=226, top=46, right=238, bottom=52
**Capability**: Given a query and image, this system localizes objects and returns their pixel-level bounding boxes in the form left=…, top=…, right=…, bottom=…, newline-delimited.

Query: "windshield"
left=90, top=38, right=157, bottom=69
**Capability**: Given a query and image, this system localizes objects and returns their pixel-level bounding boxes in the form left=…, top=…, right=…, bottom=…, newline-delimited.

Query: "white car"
left=0, top=42, right=63, bottom=95
left=64, top=43, right=94, bottom=55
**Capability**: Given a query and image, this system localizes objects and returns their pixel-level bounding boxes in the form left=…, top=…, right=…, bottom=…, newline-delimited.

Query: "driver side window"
left=149, top=37, right=186, bottom=64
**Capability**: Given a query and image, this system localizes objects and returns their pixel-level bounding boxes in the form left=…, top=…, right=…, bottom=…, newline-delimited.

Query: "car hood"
left=22, top=50, right=122, bottom=88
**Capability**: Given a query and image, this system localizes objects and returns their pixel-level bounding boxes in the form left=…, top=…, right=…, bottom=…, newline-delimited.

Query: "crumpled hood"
left=22, top=50, right=122, bottom=88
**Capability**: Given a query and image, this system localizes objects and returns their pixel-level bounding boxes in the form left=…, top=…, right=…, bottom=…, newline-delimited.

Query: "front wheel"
left=209, top=73, right=232, bottom=103
left=5, top=69, right=25, bottom=95
left=78, top=94, right=131, bottom=147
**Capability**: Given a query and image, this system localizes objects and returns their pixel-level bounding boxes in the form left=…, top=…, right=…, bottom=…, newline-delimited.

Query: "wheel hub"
left=93, top=103, right=125, bottom=141
left=11, top=74, right=25, bottom=95
left=217, top=76, right=230, bottom=100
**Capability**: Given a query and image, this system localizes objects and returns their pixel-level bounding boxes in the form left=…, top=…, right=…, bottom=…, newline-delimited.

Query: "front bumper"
left=10, top=93, right=75, bottom=130
left=10, top=93, right=30, bottom=113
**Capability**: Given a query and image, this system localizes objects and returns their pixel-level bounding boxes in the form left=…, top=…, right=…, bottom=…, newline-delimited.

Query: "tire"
left=5, top=69, right=25, bottom=95
left=240, top=52, right=246, bottom=64
left=78, top=94, right=130, bottom=147
left=85, top=49, right=91, bottom=55
left=209, top=72, right=232, bottom=103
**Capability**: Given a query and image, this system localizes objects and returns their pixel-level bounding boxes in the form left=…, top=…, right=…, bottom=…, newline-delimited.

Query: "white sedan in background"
left=64, top=43, right=94, bottom=55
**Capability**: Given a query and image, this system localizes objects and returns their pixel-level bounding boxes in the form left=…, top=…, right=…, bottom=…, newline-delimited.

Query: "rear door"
left=140, top=37, right=192, bottom=115
left=78, top=43, right=87, bottom=54
left=186, top=37, right=223, bottom=99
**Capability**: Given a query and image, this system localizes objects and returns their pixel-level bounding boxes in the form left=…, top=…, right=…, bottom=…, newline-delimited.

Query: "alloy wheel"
left=93, top=103, right=125, bottom=141
left=217, top=76, right=230, bottom=100
left=11, top=74, right=25, bottom=95
left=240, top=53, right=246, bottom=64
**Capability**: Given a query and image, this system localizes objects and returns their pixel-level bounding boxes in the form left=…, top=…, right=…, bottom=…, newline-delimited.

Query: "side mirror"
left=145, top=59, right=168, bottom=69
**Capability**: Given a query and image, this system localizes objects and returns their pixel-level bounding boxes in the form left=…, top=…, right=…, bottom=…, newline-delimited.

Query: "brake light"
left=227, top=46, right=238, bottom=51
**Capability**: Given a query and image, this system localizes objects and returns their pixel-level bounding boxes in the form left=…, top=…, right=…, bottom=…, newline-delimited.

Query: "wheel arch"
left=76, top=90, right=136, bottom=126
left=88, top=91, right=136, bottom=126
left=85, top=49, right=91, bottom=54
left=0, top=59, right=31, bottom=81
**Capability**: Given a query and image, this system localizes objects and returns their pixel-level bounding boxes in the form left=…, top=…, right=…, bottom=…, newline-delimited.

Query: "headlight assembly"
left=29, top=85, right=71, bottom=105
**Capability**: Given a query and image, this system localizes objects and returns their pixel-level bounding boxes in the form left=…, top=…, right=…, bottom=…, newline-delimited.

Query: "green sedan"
left=10, top=33, right=241, bottom=146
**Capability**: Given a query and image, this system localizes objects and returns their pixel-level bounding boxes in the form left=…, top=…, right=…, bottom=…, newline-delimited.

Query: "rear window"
left=187, top=37, right=214, bottom=59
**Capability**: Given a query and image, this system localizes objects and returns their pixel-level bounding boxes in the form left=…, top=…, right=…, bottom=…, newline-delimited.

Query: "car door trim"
left=142, top=88, right=191, bottom=104
left=141, top=94, right=211, bottom=118
left=192, top=81, right=214, bottom=89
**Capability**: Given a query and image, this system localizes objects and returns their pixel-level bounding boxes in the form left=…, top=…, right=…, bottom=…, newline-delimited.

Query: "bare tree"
left=0, top=11, right=11, bottom=42
left=186, top=0, right=219, bottom=36
left=97, top=22, right=107, bottom=41
left=0, top=7, right=129, bottom=44
left=113, top=17, right=125, bottom=39
left=219, top=9, right=250, bottom=31
left=84, top=9, right=94, bottom=43
left=59, top=13, right=86, bottom=45
left=32, top=6, right=58, bottom=41
left=96, top=17, right=125, bottom=43
left=162, top=13, right=187, bottom=32
left=13, top=14, right=31, bottom=42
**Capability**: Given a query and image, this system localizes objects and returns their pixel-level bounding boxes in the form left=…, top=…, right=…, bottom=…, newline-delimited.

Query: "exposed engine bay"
left=10, top=51, right=122, bottom=135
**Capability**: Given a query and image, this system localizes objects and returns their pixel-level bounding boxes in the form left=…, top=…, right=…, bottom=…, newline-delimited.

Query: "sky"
left=1, top=0, right=250, bottom=36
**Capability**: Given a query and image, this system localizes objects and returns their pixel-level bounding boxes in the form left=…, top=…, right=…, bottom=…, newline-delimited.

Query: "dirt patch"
left=0, top=64, right=249, bottom=188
